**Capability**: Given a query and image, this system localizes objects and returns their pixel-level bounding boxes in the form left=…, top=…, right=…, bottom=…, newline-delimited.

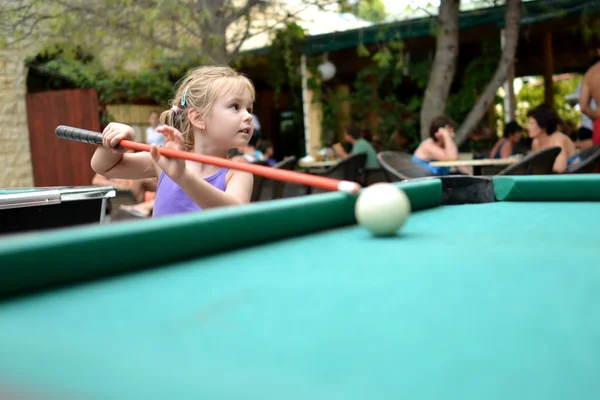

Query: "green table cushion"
left=493, top=174, right=600, bottom=201
left=0, top=179, right=441, bottom=298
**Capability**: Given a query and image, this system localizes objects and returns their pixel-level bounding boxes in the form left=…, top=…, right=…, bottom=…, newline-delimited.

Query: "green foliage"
left=446, top=40, right=501, bottom=123
left=25, top=47, right=198, bottom=107
left=354, top=0, right=389, bottom=23
left=266, top=22, right=306, bottom=106
left=309, top=35, right=424, bottom=148
left=580, top=6, right=600, bottom=43
left=513, top=75, right=582, bottom=129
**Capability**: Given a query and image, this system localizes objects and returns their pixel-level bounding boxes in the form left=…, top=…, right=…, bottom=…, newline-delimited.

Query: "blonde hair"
left=160, top=65, right=255, bottom=151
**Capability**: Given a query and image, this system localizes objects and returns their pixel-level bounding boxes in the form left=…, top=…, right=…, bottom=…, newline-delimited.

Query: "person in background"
left=146, top=111, right=165, bottom=146
left=579, top=36, right=600, bottom=146
left=240, top=132, right=265, bottom=162
left=528, top=104, right=580, bottom=173
left=489, top=121, right=523, bottom=159
left=386, top=128, right=408, bottom=152
left=257, top=139, right=276, bottom=166
left=92, top=173, right=157, bottom=218
left=251, top=113, right=261, bottom=138
left=92, top=173, right=156, bottom=204
left=332, top=124, right=380, bottom=168
left=412, top=115, right=469, bottom=175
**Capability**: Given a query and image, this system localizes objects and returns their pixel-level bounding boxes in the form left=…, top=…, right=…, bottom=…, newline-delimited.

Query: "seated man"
left=489, top=121, right=523, bottom=159
left=332, top=125, right=379, bottom=169
left=412, top=115, right=467, bottom=175
left=528, top=104, right=580, bottom=173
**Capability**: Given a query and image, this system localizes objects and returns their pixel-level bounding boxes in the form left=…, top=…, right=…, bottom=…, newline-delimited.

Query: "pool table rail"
left=1, top=174, right=599, bottom=300
left=0, top=179, right=440, bottom=299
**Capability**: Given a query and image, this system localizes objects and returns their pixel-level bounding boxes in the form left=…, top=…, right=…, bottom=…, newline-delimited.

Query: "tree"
left=355, top=0, right=388, bottom=23
left=454, top=0, right=521, bottom=143
left=419, top=0, right=460, bottom=140
left=1, top=0, right=383, bottom=68
left=419, top=0, right=521, bottom=142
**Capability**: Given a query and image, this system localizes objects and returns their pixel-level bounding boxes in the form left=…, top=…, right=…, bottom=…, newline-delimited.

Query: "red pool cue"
left=55, top=125, right=362, bottom=194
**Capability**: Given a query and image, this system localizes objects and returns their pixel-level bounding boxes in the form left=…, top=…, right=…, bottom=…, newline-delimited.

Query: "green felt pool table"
left=0, top=175, right=599, bottom=399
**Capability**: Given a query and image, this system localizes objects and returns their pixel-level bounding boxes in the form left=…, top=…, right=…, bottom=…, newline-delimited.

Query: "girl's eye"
left=231, top=104, right=239, bottom=110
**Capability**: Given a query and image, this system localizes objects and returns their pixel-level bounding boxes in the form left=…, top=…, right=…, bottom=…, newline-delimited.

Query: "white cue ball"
left=355, top=183, right=411, bottom=236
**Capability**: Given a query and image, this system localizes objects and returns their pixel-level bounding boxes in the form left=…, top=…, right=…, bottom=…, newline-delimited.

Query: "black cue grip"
left=55, top=125, right=104, bottom=146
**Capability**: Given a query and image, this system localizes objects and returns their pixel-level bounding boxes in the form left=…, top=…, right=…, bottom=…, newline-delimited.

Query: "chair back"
left=569, top=145, right=600, bottom=174
left=308, top=153, right=366, bottom=195
left=578, top=144, right=600, bottom=160
left=362, top=168, right=388, bottom=185
left=323, top=153, right=367, bottom=182
left=497, top=147, right=561, bottom=176
left=251, top=157, right=298, bottom=202
left=377, top=151, right=433, bottom=181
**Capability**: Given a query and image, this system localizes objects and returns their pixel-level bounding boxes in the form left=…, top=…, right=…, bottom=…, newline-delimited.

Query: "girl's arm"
left=91, top=123, right=158, bottom=180
left=175, top=169, right=254, bottom=209
left=150, top=125, right=253, bottom=209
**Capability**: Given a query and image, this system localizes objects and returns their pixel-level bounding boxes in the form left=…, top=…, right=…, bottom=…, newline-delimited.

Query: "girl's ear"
left=188, top=108, right=206, bottom=131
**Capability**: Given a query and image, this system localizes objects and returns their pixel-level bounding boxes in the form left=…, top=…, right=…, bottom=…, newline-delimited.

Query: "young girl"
left=91, top=66, right=256, bottom=218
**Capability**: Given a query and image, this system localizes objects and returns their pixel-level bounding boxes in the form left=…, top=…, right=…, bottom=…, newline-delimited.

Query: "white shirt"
left=251, top=114, right=261, bottom=131
left=575, top=83, right=596, bottom=130
left=146, top=125, right=165, bottom=146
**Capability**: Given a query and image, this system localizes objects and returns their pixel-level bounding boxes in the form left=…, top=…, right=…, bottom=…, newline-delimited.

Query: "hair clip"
left=171, top=105, right=181, bottom=114
left=180, top=85, right=189, bottom=107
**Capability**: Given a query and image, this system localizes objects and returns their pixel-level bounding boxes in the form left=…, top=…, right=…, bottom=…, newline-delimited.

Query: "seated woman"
left=489, top=121, right=523, bottom=159
left=527, top=104, right=581, bottom=173
left=412, top=115, right=468, bottom=175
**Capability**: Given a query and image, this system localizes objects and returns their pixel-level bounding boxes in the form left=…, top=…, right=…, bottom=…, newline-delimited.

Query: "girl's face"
left=201, top=83, right=254, bottom=151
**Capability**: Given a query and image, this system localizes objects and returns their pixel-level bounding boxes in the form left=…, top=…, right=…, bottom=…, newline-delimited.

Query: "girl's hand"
left=102, top=123, right=135, bottom=153
left=150, top=126, right=186, bottom=181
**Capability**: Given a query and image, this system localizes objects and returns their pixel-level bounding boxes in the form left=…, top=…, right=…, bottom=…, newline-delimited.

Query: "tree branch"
left=419, top=0, right=460, bottom=140
left=454, top=0, right=521, bottom=144
left=228, top=2, right=316, bottom=54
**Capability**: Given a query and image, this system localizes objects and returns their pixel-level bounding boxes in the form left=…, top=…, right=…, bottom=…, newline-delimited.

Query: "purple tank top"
left=152, top=168, right=228, bottom=218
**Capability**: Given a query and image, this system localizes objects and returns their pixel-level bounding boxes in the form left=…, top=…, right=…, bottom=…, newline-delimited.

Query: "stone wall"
left=0, top=50, right=34, bottom=188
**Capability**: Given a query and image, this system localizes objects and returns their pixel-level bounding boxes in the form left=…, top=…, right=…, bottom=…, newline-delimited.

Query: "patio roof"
left=244, top=0, right=598, bottom=56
